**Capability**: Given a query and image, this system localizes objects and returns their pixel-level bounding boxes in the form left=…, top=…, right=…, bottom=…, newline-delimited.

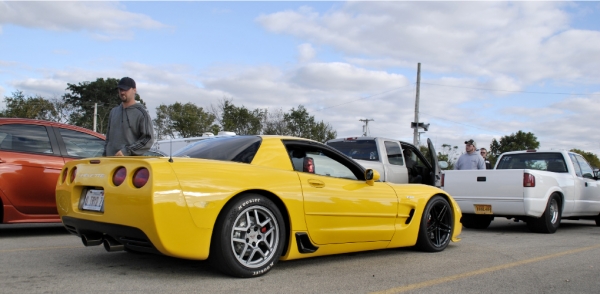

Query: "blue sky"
left=1, top=1, right=600, bottom=156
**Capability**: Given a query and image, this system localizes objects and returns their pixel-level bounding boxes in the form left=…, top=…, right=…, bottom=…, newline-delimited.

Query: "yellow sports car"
left=56, top=136, right=462, bottom=277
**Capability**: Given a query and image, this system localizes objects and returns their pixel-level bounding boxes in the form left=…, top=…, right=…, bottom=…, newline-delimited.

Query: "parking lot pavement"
left=1, top=219, right=600, bottom=293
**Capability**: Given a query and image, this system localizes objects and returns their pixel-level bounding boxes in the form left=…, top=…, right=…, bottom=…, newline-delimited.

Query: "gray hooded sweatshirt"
left=103, top=103, right=155, bottom=156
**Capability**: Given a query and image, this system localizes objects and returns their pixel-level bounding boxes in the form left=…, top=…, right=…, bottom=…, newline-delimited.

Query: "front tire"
left=415, top=196, right=453, bottom=252
left=210, top=194, right=286, bottom=278
left=527, top=194, right=561, bottom=233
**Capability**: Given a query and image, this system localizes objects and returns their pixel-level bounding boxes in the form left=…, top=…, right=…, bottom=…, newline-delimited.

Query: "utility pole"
left=411, top=63, right=430, bottom=145
left=413, top=63, right=421, bottom=146
left=359, top=119, right=374, bottom=136
left=93, top=103, right=97, bottom=132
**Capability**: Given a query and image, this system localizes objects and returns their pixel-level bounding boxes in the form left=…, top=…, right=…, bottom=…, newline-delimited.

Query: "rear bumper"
left=454, top=197, right=545, bottom=218
left=62, top=216, right=160, bottom=254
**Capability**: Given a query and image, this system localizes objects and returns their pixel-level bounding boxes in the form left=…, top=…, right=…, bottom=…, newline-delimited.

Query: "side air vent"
left=295, top=232, right=319, bottom=254
left=405, top=209, right=415, bottom=224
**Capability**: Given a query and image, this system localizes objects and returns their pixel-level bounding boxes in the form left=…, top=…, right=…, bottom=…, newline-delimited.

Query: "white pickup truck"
left=442, top=150, right=600, bottom=233
left=326, top=137, right=447, bottom=187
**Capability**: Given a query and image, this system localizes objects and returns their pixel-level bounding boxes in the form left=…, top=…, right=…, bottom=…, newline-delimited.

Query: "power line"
left=314, top=83, right=415, bottom=112
left=420, top=82, right=600, bottom=96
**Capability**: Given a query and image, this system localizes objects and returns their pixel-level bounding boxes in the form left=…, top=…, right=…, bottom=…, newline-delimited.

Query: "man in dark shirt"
left=480, top=147, right=492, bottom=169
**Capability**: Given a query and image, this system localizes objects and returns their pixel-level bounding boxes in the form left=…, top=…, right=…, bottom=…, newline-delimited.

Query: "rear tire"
left=527, top=194, right=561, bottom=233
left=461, top=214, right=493, bottom=229
left=209, top=194, right=286, bottom=278
left=415, top=196, right=453, bottom=252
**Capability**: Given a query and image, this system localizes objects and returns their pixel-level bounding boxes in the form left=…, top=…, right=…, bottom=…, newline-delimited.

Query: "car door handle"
left=307, top=179, right=325, bottom=188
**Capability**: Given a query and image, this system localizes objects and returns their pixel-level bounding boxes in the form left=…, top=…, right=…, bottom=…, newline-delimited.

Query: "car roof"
left=0, top=118, right=105, bottom=139
left=326, top=136, right=415, bottom=147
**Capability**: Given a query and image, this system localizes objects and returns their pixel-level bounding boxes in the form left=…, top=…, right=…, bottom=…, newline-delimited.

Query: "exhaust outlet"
left=103, top=235, right=124, bottom=252
left=81, top=234, right=103, bottom=246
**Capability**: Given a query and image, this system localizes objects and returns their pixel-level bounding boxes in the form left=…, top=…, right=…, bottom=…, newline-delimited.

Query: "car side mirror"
left=365, top=169, right=380, bottom=186
left=594, top=169, right=600, bottom=180
left=438, top=161, right=449, bottom=169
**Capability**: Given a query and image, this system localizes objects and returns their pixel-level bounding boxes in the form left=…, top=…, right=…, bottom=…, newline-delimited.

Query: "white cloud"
left=257, top=2, right=600, bottom=85
left=0, top=1, right=167, bottom=40
left=298, top=43, right=316, bottom=63
left=290, top=62, right=408, bottom=92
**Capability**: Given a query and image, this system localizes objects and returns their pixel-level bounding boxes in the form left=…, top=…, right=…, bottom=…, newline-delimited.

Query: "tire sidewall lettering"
left=237, top=198, right=261, bottom=211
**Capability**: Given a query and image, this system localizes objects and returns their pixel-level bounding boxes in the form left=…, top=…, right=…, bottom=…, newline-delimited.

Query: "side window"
left=287, top=147, right=358, bottom=180
left=0, top=124, right=52, bottom=154
left=569, top=154, right=583, bottom=177
left=58, top=128, right=105, bottom=158
left=384, top=141, right=403, bottom=166
left=575, top=154, right=594, bottom=179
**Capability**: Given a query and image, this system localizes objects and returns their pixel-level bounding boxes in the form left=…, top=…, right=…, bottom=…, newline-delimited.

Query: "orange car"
left=0, top=118, right=106, bottom=224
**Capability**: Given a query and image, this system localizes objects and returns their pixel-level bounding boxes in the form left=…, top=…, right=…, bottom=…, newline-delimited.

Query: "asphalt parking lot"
left=1, top=218, right=600, bottom=294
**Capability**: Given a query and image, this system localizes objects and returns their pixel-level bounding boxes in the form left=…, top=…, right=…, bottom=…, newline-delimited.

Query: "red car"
left=0, top=118, right=106, bottom=224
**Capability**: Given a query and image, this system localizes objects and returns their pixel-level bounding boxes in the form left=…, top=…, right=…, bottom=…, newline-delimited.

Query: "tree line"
left=2, top=78, right=599, bottom=165
left=0, top=78, right=336, bottom=142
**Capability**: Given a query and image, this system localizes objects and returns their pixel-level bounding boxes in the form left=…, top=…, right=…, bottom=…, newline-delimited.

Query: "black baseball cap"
left=464, top=139, right=476, bottom=148
left=116, top=77, right=136, bottom=90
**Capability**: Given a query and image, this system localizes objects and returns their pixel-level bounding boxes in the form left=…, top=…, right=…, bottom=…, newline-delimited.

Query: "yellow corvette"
left=56, top=136, right=461, bottom=277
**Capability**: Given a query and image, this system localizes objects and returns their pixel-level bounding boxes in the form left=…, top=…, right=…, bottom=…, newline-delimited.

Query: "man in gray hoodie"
left=454, top=139, right=485, bottom=170
left=103, top=77, right=155, bottom=156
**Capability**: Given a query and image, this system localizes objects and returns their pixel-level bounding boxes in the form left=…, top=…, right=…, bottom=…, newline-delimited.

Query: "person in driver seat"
left=403, top=149, right=422, bottom=184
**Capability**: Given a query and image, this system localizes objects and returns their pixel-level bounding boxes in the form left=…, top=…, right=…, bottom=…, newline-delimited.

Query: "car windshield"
left=173, top=136, right=262, bottom=163
left=326, top=140, right=379, bottom=161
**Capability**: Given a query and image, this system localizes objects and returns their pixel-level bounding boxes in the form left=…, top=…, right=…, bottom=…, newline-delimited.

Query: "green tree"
left=219, top=100, right=265, bottom=135
left=62, top=78, right=145, bottom=134
left=437, top=143, right=459, bottom=169
left=153, top=102, right=216, bottom=139
left=284, top=105, right=336, bottom=142
left=0, top=91, right=57, bottom=120
left=570, top=149, right=600, bottom=168
left=48, top=96, right=77, bottom=124
left=262, top=108, right=287, bottom=135
left=310, top=120, right=337, bottom=143
left=488, top=131, right=540, bottom=166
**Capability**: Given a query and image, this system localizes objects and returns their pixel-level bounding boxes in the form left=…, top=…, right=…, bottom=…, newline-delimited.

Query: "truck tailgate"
left=443, top=170, right=525, bottom=215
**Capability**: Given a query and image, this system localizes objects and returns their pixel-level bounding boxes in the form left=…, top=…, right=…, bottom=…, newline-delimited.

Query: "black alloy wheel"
left=415, top=195, right=453, bottom=252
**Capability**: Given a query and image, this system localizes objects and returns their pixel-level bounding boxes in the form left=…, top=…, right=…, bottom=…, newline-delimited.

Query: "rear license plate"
left=474, top=204, right=493, bottom=214
left=82, top=189, right=104, bottom=211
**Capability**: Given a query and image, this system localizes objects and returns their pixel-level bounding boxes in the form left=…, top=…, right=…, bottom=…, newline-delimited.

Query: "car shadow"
left=0, top=223, right=70, bottom=237
left=463, top=218, right=598, bottom=234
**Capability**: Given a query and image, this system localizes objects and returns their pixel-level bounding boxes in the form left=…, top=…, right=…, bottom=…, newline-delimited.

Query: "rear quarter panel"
left=56, top=158, right=201, bottom=257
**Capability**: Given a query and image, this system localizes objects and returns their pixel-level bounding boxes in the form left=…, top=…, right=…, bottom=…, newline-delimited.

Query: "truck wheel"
left=527, top=194, right=561, bottom=233
left=209, top=194, right=286, bottom=278
left=415, top=196, right=453, bottom=252
left=460, top=214, right=493, bottom=229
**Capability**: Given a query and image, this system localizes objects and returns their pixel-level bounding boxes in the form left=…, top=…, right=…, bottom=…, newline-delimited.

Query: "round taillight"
left=132, top=168, right=149, bottom=188
left=70, top=167, right=77, bottom=183
left=62, top=168, right=68, bottom=183
left=113, top=167, right=127, bottom=186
